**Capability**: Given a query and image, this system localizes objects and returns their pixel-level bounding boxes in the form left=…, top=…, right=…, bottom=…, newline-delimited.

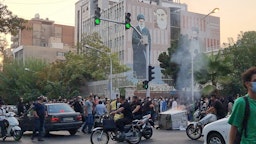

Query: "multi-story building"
left=11, top=14, right=75, bottom=63
left=75, top=0, right=220, bottom=96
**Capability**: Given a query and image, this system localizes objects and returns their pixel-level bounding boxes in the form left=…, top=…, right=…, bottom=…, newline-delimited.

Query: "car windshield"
left=47, top=104, right=74, bottom=113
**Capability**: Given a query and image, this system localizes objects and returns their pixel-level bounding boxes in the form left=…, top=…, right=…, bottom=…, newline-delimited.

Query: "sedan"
left=202, top=117, right=230, bottom=144
left=19, top=103, right=83, bottom=136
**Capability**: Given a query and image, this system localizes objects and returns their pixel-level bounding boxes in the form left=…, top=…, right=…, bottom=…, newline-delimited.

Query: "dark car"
left=19, top=103, right=83, bottom=136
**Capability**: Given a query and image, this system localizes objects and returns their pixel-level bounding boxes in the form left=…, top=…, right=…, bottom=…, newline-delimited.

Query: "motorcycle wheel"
left=186, top=124, right=202, bottom=140
left=90, top=129, right=109, bottom=144
left=127, top=128, right=141, bottom=144
left=143, top=127, right=153, bottom=139
left=13, top=130, right=23, bottom=141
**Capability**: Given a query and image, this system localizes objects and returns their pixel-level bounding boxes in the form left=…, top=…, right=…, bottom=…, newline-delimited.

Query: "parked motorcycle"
left=90, top=115, right=141, bottom=144
left=133, top=114, right=154, bottom=139
left=0, top=112, right=23, bottom=141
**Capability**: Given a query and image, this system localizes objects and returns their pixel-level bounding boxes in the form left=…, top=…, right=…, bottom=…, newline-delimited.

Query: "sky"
left=2, top=0, right=256, bottom=45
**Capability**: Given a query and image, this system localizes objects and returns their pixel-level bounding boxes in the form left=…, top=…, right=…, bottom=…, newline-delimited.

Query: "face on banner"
left=138, top=19, right=145, bottom=30
left=154, top=9, right=167, bottom=30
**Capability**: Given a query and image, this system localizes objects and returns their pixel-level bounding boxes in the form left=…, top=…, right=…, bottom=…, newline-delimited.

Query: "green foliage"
left=158, top=39, right=180, bottom=86
left=0, top=4, right=27, bottom=35
left=220, top=31, right=256, bottom=96
left=0, top=59, right=47, bottom=104
left=79, top=32, right=129, bottom=79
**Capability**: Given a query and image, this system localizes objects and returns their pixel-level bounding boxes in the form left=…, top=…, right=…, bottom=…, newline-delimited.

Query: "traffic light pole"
left=98, top=17, right=151, bottom=97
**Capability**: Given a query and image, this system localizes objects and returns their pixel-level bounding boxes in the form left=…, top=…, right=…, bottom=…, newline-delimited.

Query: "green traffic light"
left=143, top=84, right=148, bottom=89
left=95, top=18, right=101, bottom=25
left=125, top=23, right=131, bottom=29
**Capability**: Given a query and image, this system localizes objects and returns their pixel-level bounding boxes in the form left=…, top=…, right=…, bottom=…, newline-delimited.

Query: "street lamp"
left=202, top=8, right=219, bottom=20
left=84, top=45, right=113, bottom=99
left=191, top=8, right=220, bottom=104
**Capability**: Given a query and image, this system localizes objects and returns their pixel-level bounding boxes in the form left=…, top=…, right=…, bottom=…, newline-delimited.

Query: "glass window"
left=48, top=104, right=74, bottom=113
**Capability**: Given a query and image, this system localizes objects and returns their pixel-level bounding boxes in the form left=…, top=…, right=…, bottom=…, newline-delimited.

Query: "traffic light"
left=142, top=80, right=149, bottom=89
left=125, top=13, right=131, bottom=29
left=148, top=65, right=155, bottom=81
left=94, top=7, right=101, bottom=25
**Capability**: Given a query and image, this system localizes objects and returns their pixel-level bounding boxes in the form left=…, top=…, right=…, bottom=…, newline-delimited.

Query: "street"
left=2, top=128, right=204, bottom=144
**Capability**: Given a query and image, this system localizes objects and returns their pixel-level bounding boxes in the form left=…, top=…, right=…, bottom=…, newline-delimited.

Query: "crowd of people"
left=65, top=94, right=180, bottom=134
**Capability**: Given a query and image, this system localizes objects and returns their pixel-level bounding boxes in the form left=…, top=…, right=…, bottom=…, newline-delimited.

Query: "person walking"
left=31, top=96, right=47, bottom=141
left=228, top=67, right=256, bottom=144
left=82, top=95, right=94, bottom=134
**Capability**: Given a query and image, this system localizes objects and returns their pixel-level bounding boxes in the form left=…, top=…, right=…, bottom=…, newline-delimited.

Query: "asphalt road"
left=1, top=128, right=204, bottom=144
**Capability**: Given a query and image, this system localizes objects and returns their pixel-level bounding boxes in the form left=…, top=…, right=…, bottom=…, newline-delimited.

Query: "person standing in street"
left=228, top=67, right=256, bottom=144
left=31, top=96, right=47, bottom=141
left=94, top=101, right=107, bottom=117
left=82, top=95, right=94, bottom=134
left=17, top=97, right=24, bottom=116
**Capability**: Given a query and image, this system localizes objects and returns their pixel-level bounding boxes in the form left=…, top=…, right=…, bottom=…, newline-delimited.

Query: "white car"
left=202, top=117, right=231, bottom=144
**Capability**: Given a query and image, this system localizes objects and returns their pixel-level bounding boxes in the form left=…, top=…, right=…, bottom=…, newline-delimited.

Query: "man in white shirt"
left=172, top=97, right=178, bottom=109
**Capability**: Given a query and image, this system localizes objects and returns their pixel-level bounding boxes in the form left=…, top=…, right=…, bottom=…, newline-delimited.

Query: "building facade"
left=11, top=14, right=75, bottom=63
left=75, top=0, right=220, bottom=96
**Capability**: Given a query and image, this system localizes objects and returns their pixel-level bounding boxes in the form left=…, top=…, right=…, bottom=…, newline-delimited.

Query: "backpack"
left=233, top=96, right=250, bottom=144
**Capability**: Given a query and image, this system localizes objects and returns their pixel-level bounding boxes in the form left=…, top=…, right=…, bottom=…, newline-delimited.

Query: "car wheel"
left=69, top=129, right=77, bottom=135
left=207, top=132, right=225, bottom=144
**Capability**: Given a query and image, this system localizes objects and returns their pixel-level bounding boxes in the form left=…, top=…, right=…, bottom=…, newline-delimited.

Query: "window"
left=57, top=52, right=65, bottom=56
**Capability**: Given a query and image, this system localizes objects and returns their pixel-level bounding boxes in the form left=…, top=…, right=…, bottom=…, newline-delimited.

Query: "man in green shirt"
left=228, top=67, right=256, bottom=144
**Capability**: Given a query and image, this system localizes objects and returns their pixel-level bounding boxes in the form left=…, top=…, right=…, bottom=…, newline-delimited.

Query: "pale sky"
left=3, top=0, right=256, bottom=45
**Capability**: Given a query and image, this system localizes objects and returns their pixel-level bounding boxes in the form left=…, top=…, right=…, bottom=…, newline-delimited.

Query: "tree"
left=0, top=4, right=27, bottom=65
left=221, top=31, right=256, bottom=96
left=158, top=35, right=191, bottom=89
left=0, top=4, right=26, bottom=35
left=79, top=32, right=129, bottom=79
left=0, top=58, right=47, bottom=104
left=194, top=52, right=232, bottom=95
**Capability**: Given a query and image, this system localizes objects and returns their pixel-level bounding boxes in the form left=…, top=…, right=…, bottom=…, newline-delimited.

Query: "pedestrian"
left=17, top=97, right=24, bottom=116
left=228, top=67, right=256, bottom=143
left=94, top=101, right=107, bottom=117
left=82, top=95, right=94, bottom=134
left=31, top=96, right=47, bottom=141
left=172, top=97, right=178, bottom=109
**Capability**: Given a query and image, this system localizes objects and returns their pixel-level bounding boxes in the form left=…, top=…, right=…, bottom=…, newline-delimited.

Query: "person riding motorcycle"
left=110, top=96, right=133, bottom=138
left=0, top=100, right=7, bottom=137
left=194, top=94, right=226, bottom=127
left=130, top=96, right=142, bottom=120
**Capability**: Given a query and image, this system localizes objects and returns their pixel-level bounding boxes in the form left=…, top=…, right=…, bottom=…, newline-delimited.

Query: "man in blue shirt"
left=94, top=101, right=107, bottom=116
left=31, top=96, right=47, bottom=141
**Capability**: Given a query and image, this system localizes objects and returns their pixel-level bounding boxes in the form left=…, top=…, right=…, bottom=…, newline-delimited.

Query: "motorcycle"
left=186, top=101, right=207, bottom=140
left=90, top=115, right=141, bottom=144
left=133, top=114, right=154, bottom=139
left=0, top=112, right=23, bottom=141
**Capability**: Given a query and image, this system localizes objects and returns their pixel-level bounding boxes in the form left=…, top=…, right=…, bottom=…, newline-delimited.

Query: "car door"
left=19, top=108, right=35, bottom=131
